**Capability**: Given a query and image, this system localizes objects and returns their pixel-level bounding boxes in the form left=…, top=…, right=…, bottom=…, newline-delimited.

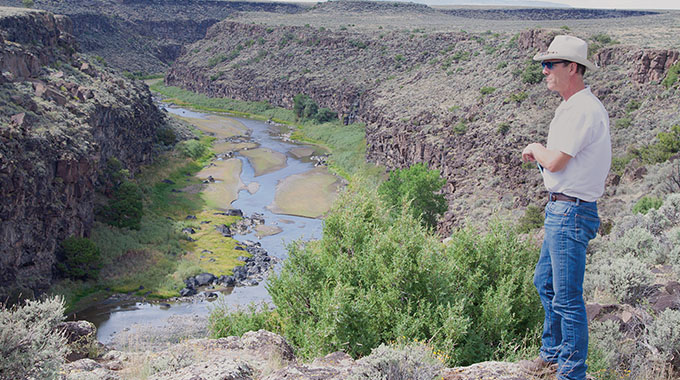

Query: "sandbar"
left=254, top=225, right=283, bottom=238
left=240, top=148, right=287, bottom=176
left=174, top=114, right=248, bottom=138
left=196, top=158, right=243, bottom=208
left=269, top=168, right=341, bottom=218
left=289, top=146, right=315, bottom=158
left=213, top=141, right=258, bottom=154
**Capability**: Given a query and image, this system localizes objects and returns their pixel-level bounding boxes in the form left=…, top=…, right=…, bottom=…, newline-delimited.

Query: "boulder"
left=216, top=224, right=232, bottom=237
left=56, top=320, right=99, bottom=361
left=194, top=273, right=216, bottom=287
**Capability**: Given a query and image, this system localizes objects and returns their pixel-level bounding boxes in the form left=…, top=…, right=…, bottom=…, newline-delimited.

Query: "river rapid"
left=72, top=104, right=341, bottom=347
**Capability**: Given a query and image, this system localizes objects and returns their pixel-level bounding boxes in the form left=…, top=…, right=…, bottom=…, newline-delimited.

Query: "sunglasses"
left=541, top=60, right=572, bottom=70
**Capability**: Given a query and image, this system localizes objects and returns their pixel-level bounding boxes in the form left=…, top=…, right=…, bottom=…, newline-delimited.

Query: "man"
left=520, top=35, right=611, bottom=380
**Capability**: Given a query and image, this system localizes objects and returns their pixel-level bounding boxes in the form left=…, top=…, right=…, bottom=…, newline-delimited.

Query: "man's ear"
left=568, top=62, right=578, bottom=76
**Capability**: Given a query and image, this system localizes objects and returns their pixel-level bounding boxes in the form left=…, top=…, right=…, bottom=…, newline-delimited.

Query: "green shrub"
left=378, top=162, right=447, bottom=229
left=496, top=61, right=508, bottom=70
left=206, top=54, right=227, bottom=68
left=315, top=107, right=337, bottom=123
left=497, top=122, right=511, bottom=135
left=98, top=157, right=130, bottom=194
left=98, top=181, right=144, bottom=230
left=58, top=237, right=102, bottom=281
left=177, top=139, right=209, bottom=160
left=518, top=204, right=544, bottom=233
left=521, top=62, right=544, bottom=84
left=592, top=33, right=613, bottom=44
left=505, top=91, right=528, bottom=104
left=637, top=125, right=680, bottom=164
left=0, top=296, right=69, bottom=380
left=611, top=155, right=633, bottom=175
left=626, top=99, right=642, bottom=113
left=480, top=86, right=496, bottom=96
left=156, top=127, right=177, bottom=146
left=632, top=196, right=663, bottom=215
left=661, top=61, right=679, bottom=89
left=21, top=0, right=34, bottom=7
left=614, top=117, right=632, bottom=129
left=350, top=40, right=367, bottom=49
left=255, top=186, right=541, bottom=365
left=453, top=121, right=467, bottom=135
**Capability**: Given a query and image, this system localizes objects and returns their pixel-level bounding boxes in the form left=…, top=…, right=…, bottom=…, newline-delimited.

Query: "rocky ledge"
left=61, top=329, right=532, bottom=380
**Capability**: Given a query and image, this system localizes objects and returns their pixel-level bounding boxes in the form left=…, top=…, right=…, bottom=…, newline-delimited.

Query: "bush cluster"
left=97, top=180, right=144, bottom=230
left=214, top=185, right=543, bottom=366
left=377, top=162, right=447, bottom=229
left=661, top=61, right=679, bottom=89
left=632, top=196, right=663, bottom=215
left=585, top=193, right=680, bottom=378
left=0, top=297, right=69, bottom=380
left=57, top=237, right=102, bottom=281
left=293, top=94, right=337, bottom=122
left=520, top=62, right=543, bottom=84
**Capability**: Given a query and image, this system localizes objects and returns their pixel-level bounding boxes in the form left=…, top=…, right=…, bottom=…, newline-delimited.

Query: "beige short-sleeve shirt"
left=542, top=87, right=611, bottom=202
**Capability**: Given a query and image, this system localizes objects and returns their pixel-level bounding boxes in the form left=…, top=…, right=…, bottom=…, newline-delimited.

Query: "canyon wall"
left=0, top=7, right=166, bottom=298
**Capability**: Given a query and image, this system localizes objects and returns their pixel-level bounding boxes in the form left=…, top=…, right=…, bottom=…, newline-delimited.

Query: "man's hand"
left=522, top=144, right=536, bottom=162
left=522, top=143, right=572, bottom=172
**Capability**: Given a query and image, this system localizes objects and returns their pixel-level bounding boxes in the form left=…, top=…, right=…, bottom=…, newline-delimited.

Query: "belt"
left=549, top=192, right=591, bottom=203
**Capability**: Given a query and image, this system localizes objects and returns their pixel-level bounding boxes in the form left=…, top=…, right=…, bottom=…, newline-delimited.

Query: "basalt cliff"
left=0, top=7, right=170, bottom=299
left=165, top=2, right=680, bottom=232
left=0, top=0, right=306, bottom=74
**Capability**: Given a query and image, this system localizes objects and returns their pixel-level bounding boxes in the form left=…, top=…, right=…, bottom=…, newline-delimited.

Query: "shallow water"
left=74, top=105, right=338, bottom=344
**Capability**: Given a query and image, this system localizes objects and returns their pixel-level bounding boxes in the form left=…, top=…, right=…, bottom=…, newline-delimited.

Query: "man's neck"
left=559, top=79, right=586, bottom=101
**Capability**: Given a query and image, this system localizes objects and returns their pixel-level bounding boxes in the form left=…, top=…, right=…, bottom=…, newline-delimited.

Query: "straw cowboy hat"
left=533, top=35, right=598, bottom=71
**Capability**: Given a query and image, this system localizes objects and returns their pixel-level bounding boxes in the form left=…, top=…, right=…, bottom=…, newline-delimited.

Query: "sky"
left=281, top=0, right=680, bottom=10
left=557, top=0, right=680, bottom=9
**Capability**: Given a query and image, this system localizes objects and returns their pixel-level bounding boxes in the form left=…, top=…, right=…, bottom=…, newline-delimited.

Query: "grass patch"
left=150, top=81, right=296, bottom=124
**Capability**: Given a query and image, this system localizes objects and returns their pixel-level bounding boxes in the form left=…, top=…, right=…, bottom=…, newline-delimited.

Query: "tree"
left=378, top=162, right=447, bottom=229
left=98, top=181, right=144, bottom=230
left=58, top=237, right=102, bottom=280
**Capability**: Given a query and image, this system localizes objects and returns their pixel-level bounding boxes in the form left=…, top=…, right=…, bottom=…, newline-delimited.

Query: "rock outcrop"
left=0, top=7, right=167, bottom=298
left=61, top=329, right=529, bottom=380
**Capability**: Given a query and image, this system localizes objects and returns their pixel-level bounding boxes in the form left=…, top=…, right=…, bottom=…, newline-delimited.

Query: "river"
left=72, top=104, right=340, bottom=346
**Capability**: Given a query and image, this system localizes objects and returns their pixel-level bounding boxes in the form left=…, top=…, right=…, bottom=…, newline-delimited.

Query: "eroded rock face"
left=631, top=49, right=679, bottom=84
left=0, top=8, right=167, bottom=298
left=517, top=29, right=556, bottom=52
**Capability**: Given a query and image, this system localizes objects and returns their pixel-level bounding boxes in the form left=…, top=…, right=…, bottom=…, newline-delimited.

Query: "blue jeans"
left=534, top=200, right=599, bottom=380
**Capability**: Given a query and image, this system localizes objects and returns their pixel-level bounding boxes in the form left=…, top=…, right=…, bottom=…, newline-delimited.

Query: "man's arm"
left=522, top=143, right=572, bottom=172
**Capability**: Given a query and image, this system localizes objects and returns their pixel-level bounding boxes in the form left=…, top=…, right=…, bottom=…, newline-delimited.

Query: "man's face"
left=542, top=60, right=572, bottom=93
